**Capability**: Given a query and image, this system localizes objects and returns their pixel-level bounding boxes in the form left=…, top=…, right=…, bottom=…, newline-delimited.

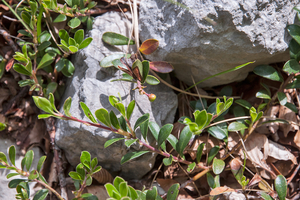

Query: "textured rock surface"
left=139, top=0, right=298, bottom=87
left=55, top=12, right=177, bottom=179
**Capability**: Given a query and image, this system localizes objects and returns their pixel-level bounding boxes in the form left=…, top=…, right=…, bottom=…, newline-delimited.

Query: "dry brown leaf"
left=293, top=130, right=300, bottom=149
left=210, top=186, right=235, bottom=196
left=268, top=140, right=297, bottom=165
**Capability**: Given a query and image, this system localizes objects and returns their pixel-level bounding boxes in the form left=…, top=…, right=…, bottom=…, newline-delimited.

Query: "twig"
left=0, top=24, right=20, bottom=52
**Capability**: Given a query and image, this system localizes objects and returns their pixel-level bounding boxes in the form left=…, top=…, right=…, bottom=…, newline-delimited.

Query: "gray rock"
left=139, top=0, right=298, bottom=87
left=55, top=12, right=177, bottom=179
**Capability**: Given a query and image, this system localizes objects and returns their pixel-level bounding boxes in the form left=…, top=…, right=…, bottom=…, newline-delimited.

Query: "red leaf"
left=132, top=66, right=142, bottom=82
left=6, top=58, right=14, bottom=72
left=149, top=61, right=174, bottom=73
left=139, top=39, right=159, bottom=55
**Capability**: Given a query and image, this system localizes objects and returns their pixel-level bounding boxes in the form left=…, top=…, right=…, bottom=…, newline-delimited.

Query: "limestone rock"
left=139, top=0, right=298, bottom=87
left=55, top=12, right=177, bottom=179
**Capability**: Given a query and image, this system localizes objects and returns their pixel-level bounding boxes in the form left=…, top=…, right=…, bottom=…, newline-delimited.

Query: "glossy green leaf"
left=95, top=108, right=111, bottom=127
left=256, top=89, right=271, bottom=99
left=167, top=134, right=178, bottom=151
left=113, top=176, right=125, bottom=191
left=187, top=122, right=199, bottom=133
left=207, top=146, right=220, bottom=165
left=206, top=172, right=215, bottom=188
left=53, top=14, right=67, bottom=23
left=37, top=53, right=55, bottom=69
left=68, top=17, right=81, bottom=29
left=32, top=96, right=54, bottom=114
left=102, top=32, right=135, bottom=45
left=100, top=54, right=130, bottom=68
left=126, top=100, right=135, bottom=120
left=285, top=78, right=300, bottom=89
left=208, top=125, right=227, bottom=140
left=285, top=102, right=298, bottom=113
left=141, top=60, right=150, bottom=83
left=158, top=124, right=173, bottom=148
left=187, top=162, right=196, bottom=173
left=115, top=103, right=126, bottom=116
left=253, top=65, right=283, bottom=82
left=228, top=122, right=248, bottom=132
left=80, top=102, right=97, bottom=123
left=134, top=113, right=150, bottom=130
left=38, top=41, right=51, bottom=52
left=212, top=158, right=225, bottom=175
left=61, top=58, right=75, bottom=77
left=283, top=59, right=300, bottom=74
left=167, top=184, right=180, bottom=200
left=110, top=111, right=120, bottom=129
left=277, top=92, right=287, bottom=106
left=8, top=145, right=16, bottom=166
left=7, top=173, right=19, bottom=179
left=37, top=156, right=46, bottom=172
left=125, top=139, right=138, bottom=148
left=120, top=151, right=149, bottom=164
left=74, top=29, right=84, bottom=44
left=105, top=183, right=119, bottom=198
left=289, top=39, right=300, bottom=61
left=287, top=24, right=300, bottom=45
left=163, top=156, right=173, bottom=166
left=146, top=186, right=157, bottom=200
left=79, top=37, right=93, bottom=49
left=260, top=192, right=274, bottom=200
left=8, top=179, right=26, bottom=188
left=194, top=110, right=208, bottom=130
left=69, top=171, right=83, bottom=180
left=145, top=75, right=160, bottom=85
left=13, top=63, right=32, bottom=76
left=104, top=138, right=125, bottom=148
left=25, top=150, right=34, bottom=171
left=140, top=118, right=149, bottom=140
left=63, top=97, right=72, bottom=117
left=119, top=182, right=129, bottom=197
left=196, top=143, right=205, bottom=163
left=33, top=189, right=49, bottom=200
left=119, top=116, right=127, bottom=132
left=176, top=126, right=192, bottom=157
left=68, top=46, right=78, bottom=53
left=149, top=122, right=160, bottom=140
left=80, top=151, right=91, bottom=166
left=38, top=114, right=54, bottom=119
left=275, top=175, right=287, bottom=200
left=235, top=99, right=252, bottom=110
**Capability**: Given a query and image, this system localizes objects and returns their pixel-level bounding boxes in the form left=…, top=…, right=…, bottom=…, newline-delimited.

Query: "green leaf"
left=0, top=122, right=6, bottom=131
left=275, top=175, right=287, bottom=200
left=167, top=134, right=178, bottom=150
left=13, top=63, right=32, bottom=76
left=105, top=183, right=120, bottom=198
left=80, top=151, right=91, bottom=166
left=68, top=46, right=78, bottom=53
left=104, top=138, right=125, bottom=148
left=102, top=32, right=135, bottom=45
left=25, top=150, right=34, bottom=171
left=53, top=14, right=67, bottom=23
left=69, top=171, right=83, bottom=180
left=289, top=39, right=300, bottom=61
left=100, top=54, right=130, bottom=68
left=287, top=24, right=300, bottom=45
left=260, top=192, right=274, bottom=200
left=235, top=99, right=252, bottom=110
left=80, top=102, right=97, bottom=123
left=208, top=125, right=227, bottom=140
left=140, top=118, right=149, bottom=140
left=79, top=37, right=93, bottom=49
left=110, top=111, right=120, bottom=129
left=277, top=92, right=287, bottom=106
left=256, top=89, right=271, bottom=99
left=187, top=162, right=196, bottom=173
left=212, top=158, right=225, bottom=175
left=119, top=116, right=127, bottom=132
left=141, top=60, right=150, bottom=83
left=119, top=182, right=129, bottom=197
left=285, top=78, right=300, bottom=89
left=28, top=170, right=39, bottom=180
left=115, top=103, right=126, bottom=116
left=196, top=143, right=205, bottom=163
left=39, top=31, right=51, bottom=43
left=33, top=189, right=49, bottom=200
left=283, top=59, right=300, bottom=74
left=285, top=102, right=298, bottom=113
left=8, top=179, right=26, bottom=188
left=128, top=186, right=138, bottom=200
left=176, top=126, right=192, bottom=157
left=120, top=151, right=149, bottom=164
left=163, top=156, right=173, bottom=166
left=113, top=176, right=125, bottom=191
left=9, top=145, right=16, bottom=166
left=63, top=97, right=72, bottom=117
left=61, top=58, right=75, bottom=77
left=253, top=65, right=283, bottom=82
left=109, top=96, right=119, bottom=107
left=37, top=53, right=55, bottom=70
left=38, top=41, right=51, bottom=52
left=95, top=108, right=111, bottom=127
left=6, top=173, right=19, bottom=179
left=194, top=110, right=208, bottom=130
left=207, top=146, right=220, bottom=165
left=37, top=156, right=46, bottom=172
left=158, top=124, right=173, bottom=149
left=206, top=172, right=215, bottom=188
left=125, top=139, right=138, bottom=147
left=38, top=114, right=54, bottom=119
left=32, top=96, right=54, bottom=114
left=134, top=113, right=150, bottom=130
left=68, top=17, right=81, bottom=29
left=126, top=100, right=135, bottom=120
left=74, top=29, right=84, bottom=44
left=146, top=186, right=157, bottom=200
left=149, top=122, right=160, bottom=140
left=87, top=16, right=93, bottom=31
left=167, top=184, right=179, bottom=200
left=145, top=75, right=160, bottom=85
left=228, top=122, right=248, bottom=132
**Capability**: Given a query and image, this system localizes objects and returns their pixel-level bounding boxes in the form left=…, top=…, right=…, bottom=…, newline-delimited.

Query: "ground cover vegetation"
left=0, top=0, right=299, bottom=199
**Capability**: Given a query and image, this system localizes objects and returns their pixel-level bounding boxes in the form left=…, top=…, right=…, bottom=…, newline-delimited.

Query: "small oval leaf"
left=253, top=65, right=283, bottom=82
left=150, top=61, right=174, bottom=73
left=139, top=39, right=159, bottom=55
left=102, top=32, right=135, bottom=45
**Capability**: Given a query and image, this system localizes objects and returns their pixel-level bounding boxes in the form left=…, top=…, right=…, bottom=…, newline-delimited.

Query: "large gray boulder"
left=55, top=12, right=177, bottom=179
left=139, top=0, right=298, bottom=87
